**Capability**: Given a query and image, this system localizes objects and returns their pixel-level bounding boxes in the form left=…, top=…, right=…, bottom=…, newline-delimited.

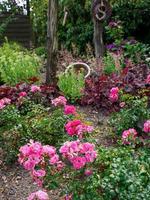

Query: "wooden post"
left=26, top=0, right=30, bottom=17
left=46, top=0, right=58, bottom=84
left=92, top=0, right=111, bottom=71
left=93, top=19, right=104, bottom=69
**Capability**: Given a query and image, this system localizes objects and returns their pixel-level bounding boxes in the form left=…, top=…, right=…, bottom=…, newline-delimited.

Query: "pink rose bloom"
left=119, top=102, right=125, bottom=108
left=80, top=142, right=95, bottom=153
left=64, top=105, right=76, bottom=115
left=69, top=140, right=80, bottom=152
left=43, top=145, right=56, bottom=157
left=51, top=96, right=67, bottom=106
left=143, top=120, right=150, bottom=133
left=146, top=74, right=150, bottom=84
left=59, top=142, right=70, bottom=156
left=3, top=98, right=11, bottom=105
left=31, top=85, right=41, bottom=93
left=49, top=154, right=59, bottom=165
left=0, top=98, right=11, bottom=109
left=84, top=169, right=93, bottom=176
left=27, top=190, right=49, bottom=200
left=19, top=91, right=27, bottom=97
left=0, top=101, right=5, bottom=110
left=110, top=87, right=119, bottom=93
left=122, top=128, right=138, bottom=144
left=32, top=169, right=46, bottom=177
left=109, top=87, right=119, bottom=102
left=24, top=158, right=36, bottom=170
left=85, top=151, right=97, bottom=163
left=86, top=125, right=94, bottom=133
left=56, top=161, right=65, bottom=171
left=19, top=144, right=31, bottom=157
left=59, top=140, right=97, bottom=170
left=65, top=120, right=81, bottom=136
left=72, top=156, right=86, bottom=170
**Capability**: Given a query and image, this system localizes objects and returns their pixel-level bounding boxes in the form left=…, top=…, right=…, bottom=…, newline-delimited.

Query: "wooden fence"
left=0, top=14, right=32, bottom=48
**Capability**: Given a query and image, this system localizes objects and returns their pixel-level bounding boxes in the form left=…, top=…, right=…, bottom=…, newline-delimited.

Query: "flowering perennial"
left=31, top=85, right=41, bottom=93
left=18, top=140, right=61, bottom=186
left=19, top=91, right=27, bottom=97
left=64, top=105, right=76, bottom=115
left=59, top=140, right=97, bottom=170
left=122, top=128, right=138, bottom=144
left=143, top=120, right=150, bottom=133
left=0, top=97, right=11, bottom=109
left=51, top=96, right=67, bottom=107
left=109, top=87, right=119, bottom=102
left=65, top=119, right=94, bottom=138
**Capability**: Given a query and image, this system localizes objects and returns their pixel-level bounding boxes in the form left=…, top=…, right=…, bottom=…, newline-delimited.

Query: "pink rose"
left=119, top=102, right=125, bottom=108
left=27, top=190, right=49, bottom=200
left=31, top=85, right=41, bottom=92
left=72, top=156, right=86, bottom=170
left=0, top=101, right=5, bottom=110
left=143, top=120, right=150, bottom=133
left=51, top=96, right=67, bottom=107
left=43, top=145, right=56, bottom=157
left=19, top=91, right=27, bottom=97
left=64, top=105, right=76, bottom=115
left=3, top=98, right=11, bottom=105
left=24, top=158, right=36, bottom=170
left=49, top=154, right=59, bottom=165
left=84, top=169, right=93, bottom=176
left=122, top=128, right=138, bottom=144
left=109, top=87, right=119, bottom=102
left=146, top=74, right=150, bottom=84
left=32, top=169, right=46, bottom=177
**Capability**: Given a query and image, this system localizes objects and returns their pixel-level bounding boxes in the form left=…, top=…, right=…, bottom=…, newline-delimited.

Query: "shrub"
left=110, top=95, right=150, bottom=136
left=97, top=147, right=150, bottom=200
left=0, top=42, right=41, bottom=86
left=0, top=102, right=68, bottom=164
left=58, top=69, right=85, bottom=103
left=66, top=147, right=150, bottom=200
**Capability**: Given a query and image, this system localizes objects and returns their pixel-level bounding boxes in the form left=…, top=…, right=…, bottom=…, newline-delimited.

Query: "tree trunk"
left=46, top=0, right=58, bottom=84
left=93, top=19, right=104, bottom=70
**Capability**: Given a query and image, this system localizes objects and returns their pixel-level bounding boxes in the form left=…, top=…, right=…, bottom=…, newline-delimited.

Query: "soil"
left=0, top=106, right=115, bottom=200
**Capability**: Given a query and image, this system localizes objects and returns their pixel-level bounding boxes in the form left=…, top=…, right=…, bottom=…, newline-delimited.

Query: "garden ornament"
left=65, top=62, right=91, bottom=78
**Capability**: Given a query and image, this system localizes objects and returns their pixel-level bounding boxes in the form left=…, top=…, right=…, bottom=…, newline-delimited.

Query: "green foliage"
left=0, top=102, right=69, bottom=164
left=103, top=53, right=117, bottom=75
left=30, top=0, right=48, bottom=45
left=105, top=21, right=124, bottom=44
left=123, top=41, right=150, bottom=64
left=111, top=0, right=150, bottom=44
left=59, top=0, right=93, bottom=54
left=0, top=42, right=41, bottom=86
left=58, top=69, right=85, bottom=102
left=110, top=95, right=150, bottom=135
left=103, top=52, right=124, bottom=75
left=96, top=146, right=150, bottom=200
left=34, top=46, right=47, bottom=58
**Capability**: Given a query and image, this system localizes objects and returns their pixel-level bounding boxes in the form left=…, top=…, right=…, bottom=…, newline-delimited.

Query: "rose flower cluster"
left=18, top=140, right=64, bottom=187
left=59, top=140, right=97, bottom=170
left=65, top=119, right=94, bottom=138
